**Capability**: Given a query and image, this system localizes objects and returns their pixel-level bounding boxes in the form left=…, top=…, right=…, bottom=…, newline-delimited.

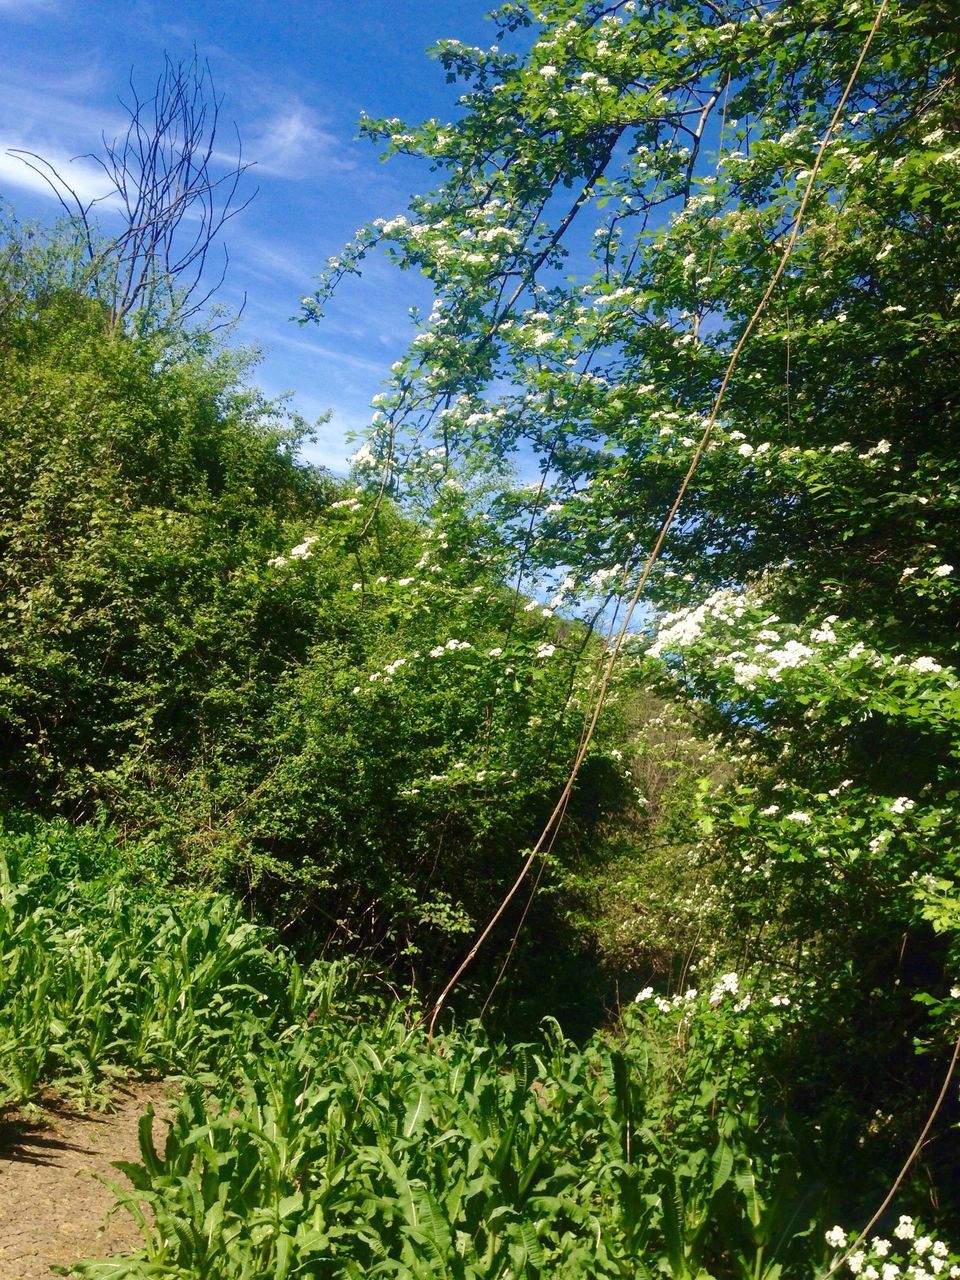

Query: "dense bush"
left=0, top=218, right=636, bottom=981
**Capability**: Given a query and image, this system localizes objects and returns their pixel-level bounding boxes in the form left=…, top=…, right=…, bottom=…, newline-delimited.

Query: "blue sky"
left=0, top=0, right=497, bottom=470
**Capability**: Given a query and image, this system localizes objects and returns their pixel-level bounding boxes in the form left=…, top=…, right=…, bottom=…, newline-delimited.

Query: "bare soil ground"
left=0, top=1081, right=173, bottom=1280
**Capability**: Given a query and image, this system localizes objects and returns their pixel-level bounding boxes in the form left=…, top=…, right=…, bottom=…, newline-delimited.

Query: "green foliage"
left=0, top=839, right=817, bottom=1280
left=312, top=0, right=960, bottom=1222
left=0, top=820, right=298, bottom=1108
left=0, top=214, right=632, bottom=970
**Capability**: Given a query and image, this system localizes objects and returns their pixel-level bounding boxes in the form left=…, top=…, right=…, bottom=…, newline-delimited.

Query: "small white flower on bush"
left=290, top=537, right=319, bottom=560
left=826, top=1227, right=848, bottom=1249
left=709, top=971, right=739, bottom=1005
left=350, top=441, right=377, bottom=468
left=911, top=657, right=943, bottom=673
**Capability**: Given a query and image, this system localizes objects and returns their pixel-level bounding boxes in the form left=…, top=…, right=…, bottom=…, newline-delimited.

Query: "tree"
left=8, top=51, right=255, bottom=329
left=309, top=0, right=960, bottom=1226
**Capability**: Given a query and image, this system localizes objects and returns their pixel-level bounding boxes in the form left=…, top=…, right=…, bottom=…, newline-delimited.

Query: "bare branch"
left=6, top=50, right=257, bottom=330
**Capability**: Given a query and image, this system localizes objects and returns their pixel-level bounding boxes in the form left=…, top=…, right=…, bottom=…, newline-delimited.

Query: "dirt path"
left=0, top=1081, right=173, bottom=1279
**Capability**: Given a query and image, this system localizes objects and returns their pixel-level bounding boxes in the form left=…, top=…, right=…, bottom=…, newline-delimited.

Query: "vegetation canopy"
left=1, top=0, right=959, bottom=1275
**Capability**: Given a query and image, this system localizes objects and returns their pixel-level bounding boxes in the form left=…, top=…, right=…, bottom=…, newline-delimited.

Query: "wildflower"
left=635, top=986, right=654, bottom=1001
left=882, top=1266, right=900, bottom=1280
left=890, top=797, right=915, bottom=815
left=911, top=656, right=943, bottom=673
left=488, top=647, right=504, bottom=657
left=397, top=577, right=413, bottom=587
left=916, top=1240, right=933, bottom=1258
left=895, top=1217, right=916, bottom=1241
left=352, top=582, right=362, bottom=591
left=737, top=442, right=755, bottom=457
left=827, top=1226, right=850, bottom=1249
left=760, top=804, right=780, bottom=816
left=351, top=442, right=377, bottom=467
left=540, top=63, right=558, bottom=77
left=290, top=537, right=319, bottom=559
left=849, top=1252, right=866, bottom=1274
left=873, top=1241, right=892, bottom=1258
left=933, top=564, right=954, bottom=577
left=536, top=642, right=557, bottom=659
left=785, top=811, right=812, bottom=823
left=709, top=971, right=739, bottom=1004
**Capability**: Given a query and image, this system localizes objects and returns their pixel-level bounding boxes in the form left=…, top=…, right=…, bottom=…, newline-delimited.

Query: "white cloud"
left=247, top=104, right=352, bottom=179
left=0, top=146, right=119, bottom=208
left=0, top=0, right=62, bottom=15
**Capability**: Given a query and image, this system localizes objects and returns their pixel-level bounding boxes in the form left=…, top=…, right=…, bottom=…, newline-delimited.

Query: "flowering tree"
left=308, top=0, right=960, bottom=1222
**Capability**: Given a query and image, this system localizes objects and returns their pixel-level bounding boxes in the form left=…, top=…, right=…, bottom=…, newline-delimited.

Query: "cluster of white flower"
left=647, top=589, right=744, bottom=658
left=649, top=590, right=957, bottom=696
left=826, top=1218, right=959, bottom=1280
left=589, top=564, right=624, bottom=591
left=635, top=987, right=698, bottom=1010
left=429, top=638, right=473, bottom=658
left=268, top=534, right=320, bottom=568
left=709, top=971, right=739, bottom=1005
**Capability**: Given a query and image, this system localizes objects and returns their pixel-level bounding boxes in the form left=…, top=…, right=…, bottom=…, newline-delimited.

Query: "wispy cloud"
left=0, top=146, right=119, bottom=208
left=0, top=0, right=62, bottom=16
left=246, top=103, right=353, bottom=179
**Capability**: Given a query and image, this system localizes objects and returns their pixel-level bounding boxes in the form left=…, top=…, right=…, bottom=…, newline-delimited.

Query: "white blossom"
left=911, top=656, right=943, bottom=673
